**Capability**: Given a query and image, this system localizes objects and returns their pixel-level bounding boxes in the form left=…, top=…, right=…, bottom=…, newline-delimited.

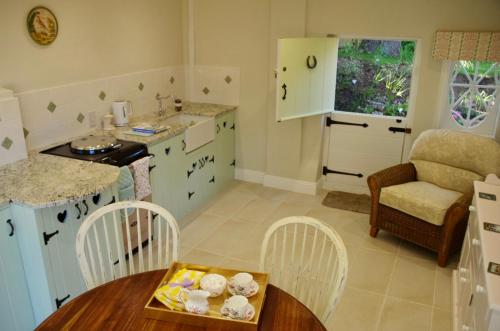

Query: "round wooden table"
left=36, top=270, right=326, bottom=330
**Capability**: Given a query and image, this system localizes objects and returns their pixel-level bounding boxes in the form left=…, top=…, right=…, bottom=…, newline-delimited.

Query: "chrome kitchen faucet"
left=156, top=94, right=175, bottom=117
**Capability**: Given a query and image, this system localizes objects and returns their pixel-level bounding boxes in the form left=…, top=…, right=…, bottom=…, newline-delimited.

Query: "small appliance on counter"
left=112, top=100, right=132, bottom=127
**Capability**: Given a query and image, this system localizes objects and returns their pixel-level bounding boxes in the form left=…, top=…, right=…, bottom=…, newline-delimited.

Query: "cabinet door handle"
left=209, top=155, right=215, bottom=163
left=223, top=121, right=227, bottom=128
left=82, top=200, right=89, bottom=216
left=43, top=230, right=59, bottom=245
left=92, top=194, right=101, bottom=205
left=75, top=204, right=82, bottom=220
left=281, top=84, right=287, bottom=100
left=209, top=176, right=215, bottom=184
left=165, top=147, right=171, bottom=155
left=55, top=294, right=71, bottom=309
left=105, top=196, right=116, bottom=205
left=230, top=123, right=235, bottom=130
left=182, top=140, right=186, bottom=151
left=188, top=191, right=195, bottom=200
left=6, top=219, right=14, bottom=237
left=230, top=159, right=236, bottom=167
left=57, top=210, right=67, bottom=223
left=216, top=124, right=220, bottom=134
left=187, top=169, right=194, bottom=178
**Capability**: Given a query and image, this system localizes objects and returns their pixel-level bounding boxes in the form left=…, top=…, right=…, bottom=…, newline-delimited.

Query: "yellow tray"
left=144, top=261, right=269, bottom=331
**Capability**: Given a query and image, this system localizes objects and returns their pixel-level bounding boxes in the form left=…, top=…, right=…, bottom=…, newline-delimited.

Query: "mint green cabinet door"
left=215, top=112, right=236, bottom=192
left=0, top=207, right=35, bottom=331
left=150, top=134, right=187, bottom=220
left=183, top=142, right=215, bottom=216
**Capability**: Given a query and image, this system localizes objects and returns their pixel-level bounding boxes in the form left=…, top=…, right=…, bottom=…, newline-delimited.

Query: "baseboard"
left=263, top=174, right=317, bottom=195
left=235, top=168, right=319, bottom=195
left=235, top=168, right=265, bottom=184
left=452, top=270, right=459, bottom=331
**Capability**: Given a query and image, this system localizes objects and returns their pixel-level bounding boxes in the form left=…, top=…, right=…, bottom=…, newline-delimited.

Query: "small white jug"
left=182, top=289, right=210, bottom=315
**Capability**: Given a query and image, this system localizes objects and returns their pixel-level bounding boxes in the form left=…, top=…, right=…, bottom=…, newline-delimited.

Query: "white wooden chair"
left=259, top=216, right=348, bottom=324
left=76, top=201, right=180, bottom=289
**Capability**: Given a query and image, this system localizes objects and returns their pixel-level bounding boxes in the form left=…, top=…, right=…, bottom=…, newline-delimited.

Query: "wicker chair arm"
left=367, top=163, right=417, bottom=193
left=442, top=195, right=471, bottom=229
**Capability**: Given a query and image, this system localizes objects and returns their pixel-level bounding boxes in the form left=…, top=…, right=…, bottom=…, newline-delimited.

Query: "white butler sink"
left=163, top=114, right=215, bottom=153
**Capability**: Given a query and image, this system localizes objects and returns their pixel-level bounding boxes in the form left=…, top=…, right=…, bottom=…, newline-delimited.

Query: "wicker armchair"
left=368, top=129, right=500, bottom=267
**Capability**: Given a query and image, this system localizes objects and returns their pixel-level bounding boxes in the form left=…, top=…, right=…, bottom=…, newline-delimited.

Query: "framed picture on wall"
left=27, top=6, right=58, bottom=45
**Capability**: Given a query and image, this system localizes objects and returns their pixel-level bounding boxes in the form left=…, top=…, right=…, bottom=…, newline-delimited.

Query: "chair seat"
left=380, top=181, right=463, bottom=226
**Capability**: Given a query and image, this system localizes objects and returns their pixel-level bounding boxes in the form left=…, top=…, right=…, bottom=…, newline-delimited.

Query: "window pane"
left=449, top=61, right=499, bottom=129
left=334, top=39, right=415, bottom=117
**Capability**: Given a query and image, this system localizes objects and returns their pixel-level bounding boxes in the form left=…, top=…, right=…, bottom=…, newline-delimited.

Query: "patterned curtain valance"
left=433, top=31, right=499, bottom=62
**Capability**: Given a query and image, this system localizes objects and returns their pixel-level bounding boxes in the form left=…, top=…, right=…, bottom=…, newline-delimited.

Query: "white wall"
left=0, top=0, right=183, bottom=92
left=192, top=0, right=500, bottom=186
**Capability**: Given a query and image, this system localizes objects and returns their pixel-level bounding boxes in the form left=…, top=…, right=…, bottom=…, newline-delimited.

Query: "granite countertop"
left=95, top=102, right=237, bottom=146
left=0, top=153, right=120, bottom=208
left=0, top=102, right=235, bottom=209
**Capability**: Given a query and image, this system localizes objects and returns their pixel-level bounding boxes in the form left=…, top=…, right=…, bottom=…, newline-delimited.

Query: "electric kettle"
left=112, top=100, right=132, bottom=126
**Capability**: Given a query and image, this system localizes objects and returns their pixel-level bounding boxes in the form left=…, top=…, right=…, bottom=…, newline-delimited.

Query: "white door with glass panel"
left=440, top=61, right=499, bottom=137
left=327, top=39, right=416, bottom=193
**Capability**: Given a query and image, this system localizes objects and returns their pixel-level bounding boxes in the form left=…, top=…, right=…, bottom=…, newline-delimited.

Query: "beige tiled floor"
left=178, top=180, right=455, bottom=331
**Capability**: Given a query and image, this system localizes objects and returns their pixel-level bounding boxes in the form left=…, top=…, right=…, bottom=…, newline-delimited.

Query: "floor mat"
left=322, top=191, right=371, bottom=214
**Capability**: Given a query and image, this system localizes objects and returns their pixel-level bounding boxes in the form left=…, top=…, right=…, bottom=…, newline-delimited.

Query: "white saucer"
left=227, top=278, right=259, bottom=297
left=220, top=303, right=255, bottom=321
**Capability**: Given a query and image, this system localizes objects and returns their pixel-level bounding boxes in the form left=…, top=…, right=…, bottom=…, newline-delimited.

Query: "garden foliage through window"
left=334, top=39, right=416, bottom=117
left=449, top=61, right=499, bottom=129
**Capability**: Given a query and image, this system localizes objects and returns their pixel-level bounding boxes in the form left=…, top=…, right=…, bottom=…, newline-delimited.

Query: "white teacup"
left=200, top=273, right=227, bottom=297
left=233, top=272, right=253, bottom=293
left=223, top=295, right=248, bottom=319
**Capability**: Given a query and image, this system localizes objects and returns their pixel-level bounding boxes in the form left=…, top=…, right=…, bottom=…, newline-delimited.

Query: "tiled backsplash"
left=186, top=65, right=240, bottom=106
left=0, top=89, right=28, bottom=166
left=11, top=65, right=239, bottom=151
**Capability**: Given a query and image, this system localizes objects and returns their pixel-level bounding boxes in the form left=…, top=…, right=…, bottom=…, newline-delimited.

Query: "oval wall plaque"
left=27, top=6, right=58, bottom=45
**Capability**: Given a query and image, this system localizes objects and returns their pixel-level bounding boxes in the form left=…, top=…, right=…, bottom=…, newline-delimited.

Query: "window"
left=334, top=39, right=416, bottom=117
left=449, top=61, right=499, bottom=129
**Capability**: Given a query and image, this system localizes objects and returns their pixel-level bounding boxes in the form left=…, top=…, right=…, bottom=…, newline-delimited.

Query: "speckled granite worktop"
left=95, top=102, right=237, bottom=146
left=0, top=153, right=119, bottom=208
left=0, top=102, right=235, bottom=209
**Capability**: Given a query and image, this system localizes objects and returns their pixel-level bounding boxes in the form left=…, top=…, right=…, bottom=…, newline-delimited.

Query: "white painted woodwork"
left=325, top=111, right=408, bottom=193
left=76, top=200, right=180, bottom=289
left=259, top=216, right=348, bottom=324
left=276, top=37, right=339, bottom=122
left=453, top=181, right=500, bottom=331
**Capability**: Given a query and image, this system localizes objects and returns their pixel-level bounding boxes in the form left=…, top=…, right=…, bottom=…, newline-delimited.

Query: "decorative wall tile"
left=47, top=101, right=56, bottom=113
left=77, top=113, right=85, bottom=123
left=0, top=93, right=28, bottom=166
left=98, top=91, right=106, bottom=101
left=1, top=137, right=13, bottom=150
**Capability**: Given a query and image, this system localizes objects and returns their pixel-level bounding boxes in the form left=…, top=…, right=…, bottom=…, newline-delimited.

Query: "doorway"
left=323, top=38, right=419, bottom=193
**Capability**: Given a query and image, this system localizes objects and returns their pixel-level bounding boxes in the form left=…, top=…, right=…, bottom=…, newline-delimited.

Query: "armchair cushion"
left=412, top=160, right=483, bottom=195
left=379, top=181, right=463, bottom=226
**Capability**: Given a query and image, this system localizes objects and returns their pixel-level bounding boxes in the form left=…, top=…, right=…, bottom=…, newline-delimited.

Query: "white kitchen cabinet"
left=0, top=205, right=35, bottom=331
left=10, top=185, right=118, bottom=325
left=453, top=180, right=500, bottom=331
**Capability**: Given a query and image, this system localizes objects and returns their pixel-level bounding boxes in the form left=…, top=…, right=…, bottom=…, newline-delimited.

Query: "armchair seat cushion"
left=380, top=181, right=463, bottom=226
